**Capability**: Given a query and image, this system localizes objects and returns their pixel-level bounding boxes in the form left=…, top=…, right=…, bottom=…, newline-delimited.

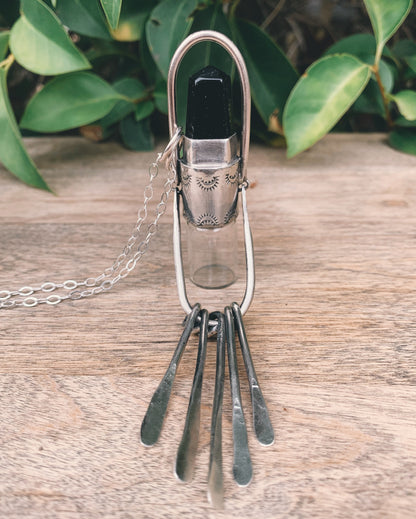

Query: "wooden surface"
left=0, top=134, right=416, bottom=518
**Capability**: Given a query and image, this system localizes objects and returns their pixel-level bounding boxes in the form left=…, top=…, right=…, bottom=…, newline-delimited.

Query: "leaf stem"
left=0, top=54, right=15, bottom=71
left=372, top=63, right=393, bottom=129
left=374, top=43, right=383, bottom=69
left=229, top=0, right=240, bottom=19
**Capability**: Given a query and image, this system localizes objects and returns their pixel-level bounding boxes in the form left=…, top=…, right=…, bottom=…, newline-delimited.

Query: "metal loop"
left=157, top=203, right=166, bottom=216
left=207, top=311, right=221, bottom=335
left=63, top=280, right=78, bottom=290
left=138, top=208, right=147, bottom=220
left=147, top=223, right=157, bottom=234
left=41, top=282, right=56, bottom=292
left=138, top=242, right=148, bottom=254
left=144, top=185, right=153, bottom=199
left=101, top=280, right=112, bottom=290
left=46, top=295, right=61, bottom=305
left=169, top=31, right=255, bottom=319
left=23, top=297, right=37, bottom=307
left=119, top=268, right=129, bottom=278
left=239, top=179, right=250, bottom=190
left=158, top=126, right=183, bottom=165
left=149, top=163, right=158, bottom=178
left=19, top=286, right=34, bottom=296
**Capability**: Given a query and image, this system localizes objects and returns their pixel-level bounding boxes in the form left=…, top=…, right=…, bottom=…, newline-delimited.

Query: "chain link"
left=0, top=129, right=182, bottom=310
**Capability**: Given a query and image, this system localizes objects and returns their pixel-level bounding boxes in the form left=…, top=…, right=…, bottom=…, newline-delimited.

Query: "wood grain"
left=0, top=134, right=415, bottom=518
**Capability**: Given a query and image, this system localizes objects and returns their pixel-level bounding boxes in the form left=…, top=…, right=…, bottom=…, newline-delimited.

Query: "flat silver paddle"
left=232, top=302, right=274, bottom=446
left=141, top=303, right=201, bottom=446
left=225, top=306, right=252, bottom=487
left=175, top=309, right=209, bottom=482
left=207, top=312, right=225, bottom=508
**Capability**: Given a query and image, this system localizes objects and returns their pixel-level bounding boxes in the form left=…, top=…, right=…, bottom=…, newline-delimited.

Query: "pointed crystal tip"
left=185, top=65, right=232, bottom=140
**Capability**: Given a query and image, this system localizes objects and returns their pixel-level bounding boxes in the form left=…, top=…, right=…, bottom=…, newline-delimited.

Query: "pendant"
left=140, top=30, right=274, bottom=506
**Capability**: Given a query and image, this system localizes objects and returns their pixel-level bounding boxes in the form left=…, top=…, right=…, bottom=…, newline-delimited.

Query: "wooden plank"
left=0, top=134, right=415, bottom=518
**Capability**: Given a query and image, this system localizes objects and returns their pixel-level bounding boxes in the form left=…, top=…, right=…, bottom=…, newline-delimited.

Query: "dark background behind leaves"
left=0, top=0, right=415, bottom=191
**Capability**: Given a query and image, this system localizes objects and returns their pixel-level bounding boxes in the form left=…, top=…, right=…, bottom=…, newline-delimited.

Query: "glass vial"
left=187, top=220, right=238, bottom=289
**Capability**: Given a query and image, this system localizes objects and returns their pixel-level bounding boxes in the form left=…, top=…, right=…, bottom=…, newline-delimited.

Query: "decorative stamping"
left=225, top=171, right=238, bottom=185
left=181, top=172, right=192, bottom=187
left=196, top=175, right=219, bottom=191
left=224, top=206, right=237, bottom=224
left=196, top=213, right=219, bottom=226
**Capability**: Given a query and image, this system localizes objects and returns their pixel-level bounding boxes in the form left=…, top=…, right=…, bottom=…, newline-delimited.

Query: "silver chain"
left=0, top=128, right=183, bottom=310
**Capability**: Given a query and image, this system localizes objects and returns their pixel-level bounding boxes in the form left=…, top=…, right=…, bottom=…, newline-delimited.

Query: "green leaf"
left=283, top=54, right=371, bottom=157
left=146, top=0, right=200, bottom=79
left=153, top=80, right=168, bottom=114
left=324, top=33, right=393, bottom=60
left=392, top=39, right=416, bottom=74
left=85, top=40, right=138, bottom=63
left=0, top=68, right=50, bottom=191
left=325, top=33, right=375, bottom=58
left=55, top=0, right=111, bottom=40
left=100, top=0, right=122, bottom=30
left=10, top=0, right=90, bottom=75
left=120, top=114, right=154, bottom=151
left=111, top=0, right=154, bottom=41
left=352, top=58, right=394, bottom=117
left=406, top=57, right=416, bottom=75
left=377, top=59, right=395, bottom=92
left=363, top=0, right=412, bottom=62
left=389, top=128, right=416, bottom=155
left=20, top=72, right=122, bottom=132
left=394, top=115, right=416, bottom=127
left=99, top=77, right=146, bottom=127
left=140, top=35, right=163, bottom=85
left=112, top=77, right=146, bottom=101
left=392, top=39, right=416, bottom=58
left=391, top=90, right=416, bottom=120
left=135, top=100, right=154, bottom=121
left=235, top=19, right=298, bottom=126
left=353, top=80, right=385, bottom=116
left=0, top=31, right=9, bottom=60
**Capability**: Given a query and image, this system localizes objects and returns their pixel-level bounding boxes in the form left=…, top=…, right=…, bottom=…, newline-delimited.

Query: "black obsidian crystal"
left=185, top=65, right=232, bottom=140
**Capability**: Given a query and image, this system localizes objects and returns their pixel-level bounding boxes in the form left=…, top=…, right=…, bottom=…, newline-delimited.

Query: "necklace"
left=0, top=128, right=181, bottom=310
left=1, top=31, right=274, bottom=508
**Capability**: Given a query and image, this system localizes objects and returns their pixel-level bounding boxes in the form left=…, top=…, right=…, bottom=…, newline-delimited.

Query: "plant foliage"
left=0, top=0, right=415, bottom=190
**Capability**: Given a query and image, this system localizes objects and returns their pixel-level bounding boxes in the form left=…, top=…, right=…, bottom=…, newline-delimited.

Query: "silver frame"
left=168, top=30, right=255, bottom=317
